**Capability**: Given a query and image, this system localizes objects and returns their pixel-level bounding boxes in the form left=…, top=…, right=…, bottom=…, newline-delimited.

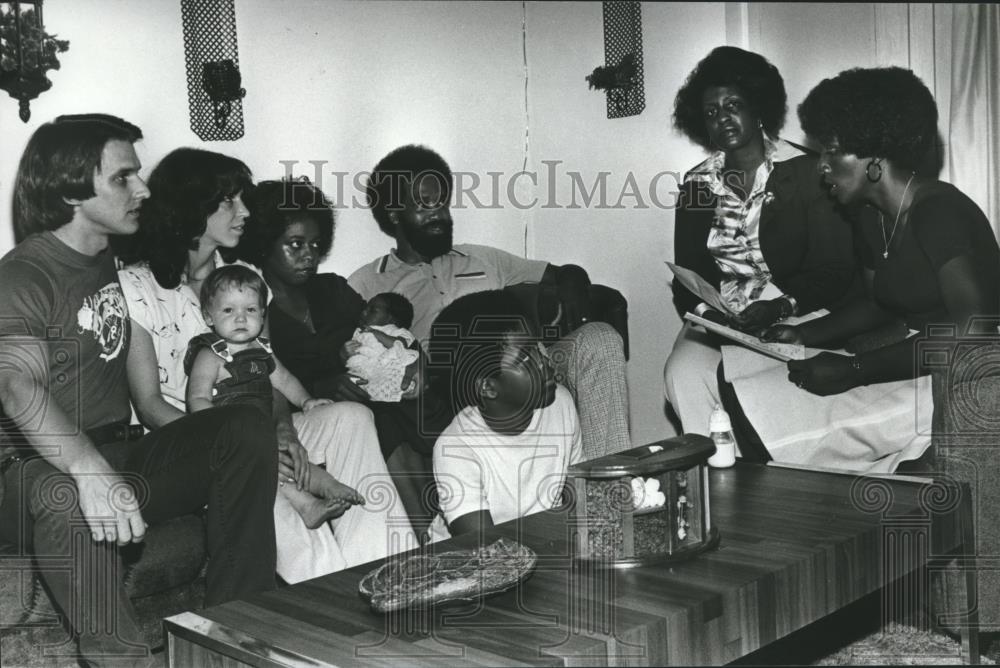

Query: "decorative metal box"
left=566, top=435, right=720, bottom=568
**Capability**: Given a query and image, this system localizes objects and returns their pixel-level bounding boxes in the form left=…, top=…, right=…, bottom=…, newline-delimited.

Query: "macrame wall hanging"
left=586, top=1, right=645, bottom=119
left=180, top=0, right=245, bottom=140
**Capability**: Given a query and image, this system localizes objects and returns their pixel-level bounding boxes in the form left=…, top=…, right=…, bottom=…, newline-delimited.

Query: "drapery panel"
left=948, top=3, right=1000, bottom=235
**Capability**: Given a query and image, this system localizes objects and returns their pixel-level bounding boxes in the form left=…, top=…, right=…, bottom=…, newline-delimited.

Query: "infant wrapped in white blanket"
left=344, top=293, right=420, bottom=402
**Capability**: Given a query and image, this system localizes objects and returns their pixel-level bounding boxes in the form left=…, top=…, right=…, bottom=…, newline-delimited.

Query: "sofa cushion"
left=502, top=282, right=629, bottom=358
left=121, top=513, right=207, bottom=599
left=930, top=342, right=1000, bottom=634
left=0, top=549, right=52, bottom=628
left=0, top=512, right=206, bottom=628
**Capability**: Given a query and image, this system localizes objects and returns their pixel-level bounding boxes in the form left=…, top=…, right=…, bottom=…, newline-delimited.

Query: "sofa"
left=504, top=281, right=630, bottom=359
left=0, top=281, right=629, bottom=665
left=0, top=510, right=207, bottom=666
left=926, top=335, right=1000, bottom=638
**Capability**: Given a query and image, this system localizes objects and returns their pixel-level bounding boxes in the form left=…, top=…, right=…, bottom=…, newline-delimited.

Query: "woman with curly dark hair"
left=237, top=177, right=435, bottom=536
left=116, top=147, right=254, bottom=419
left=723, top=67, right=1000, bottom=473
left=664, top=46, right=858, bottom=438
left=237, top=177, right=363, bottom=399
left=118, top=154, right=414, bottom=582
left=116, top=148, right=253, bottom=417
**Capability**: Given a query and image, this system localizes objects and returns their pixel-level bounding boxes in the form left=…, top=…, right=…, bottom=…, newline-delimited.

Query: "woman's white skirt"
left=722, top=345, right=933, bottom=473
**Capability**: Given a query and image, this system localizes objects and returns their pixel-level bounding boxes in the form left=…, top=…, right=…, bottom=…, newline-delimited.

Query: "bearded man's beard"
left=403, top=220, right=453, bottom=259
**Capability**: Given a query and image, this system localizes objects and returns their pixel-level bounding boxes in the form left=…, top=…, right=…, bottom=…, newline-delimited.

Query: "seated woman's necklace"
left=270, top=281, right=312, bottom=329
left=283, top=294, right=313, bottom=330
left=300, top=307, right=314, bottom=330
left=880, top=173, right=916, bottom=259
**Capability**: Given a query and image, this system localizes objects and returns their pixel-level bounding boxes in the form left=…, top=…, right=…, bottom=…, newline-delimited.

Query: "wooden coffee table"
left=164, top=462, right=977, bottom=666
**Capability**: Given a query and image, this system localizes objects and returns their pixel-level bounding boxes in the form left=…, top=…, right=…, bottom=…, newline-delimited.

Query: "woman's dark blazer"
left=672, top=149, right=859, bottom=318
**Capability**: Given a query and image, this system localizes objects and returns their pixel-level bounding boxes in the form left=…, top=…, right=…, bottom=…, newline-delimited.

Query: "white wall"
left=0, top=1, right=947, bottom=445
left=523, top=1, right=727, bottom=444
left=0, top=0, right=189, bottom=253
left=0, top=0, right=531, bottom=259
left=235, top=0, right=532, bottom=271
left=746, top=2, right=880, bottom=148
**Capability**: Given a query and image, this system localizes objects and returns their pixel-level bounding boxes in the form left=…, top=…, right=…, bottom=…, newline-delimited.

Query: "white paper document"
left=666, top=262, right=734, bottom=315
left=684, top=312, right=807, bottom=361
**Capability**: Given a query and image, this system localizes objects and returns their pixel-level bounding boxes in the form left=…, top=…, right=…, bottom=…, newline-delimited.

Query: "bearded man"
left=344, top=145, right=630, bottom=537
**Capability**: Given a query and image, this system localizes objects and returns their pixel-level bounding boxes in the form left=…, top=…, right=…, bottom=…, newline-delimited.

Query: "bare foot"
left=307, top=465, right=366, bottom=507
left=281, top=484, right=353, bottom=529
left=300, top=496, right=352, bottom=529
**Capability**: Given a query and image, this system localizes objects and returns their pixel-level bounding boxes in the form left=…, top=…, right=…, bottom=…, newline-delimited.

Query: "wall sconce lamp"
left=586, top=1, right=645, bottom=119
left=202, top=58, right=245, bottom=129
left=0, top=0, right=69, bottom=122
left=181, top=0, right=245, bottom=141
left=586, top=52, right=640, bottom=114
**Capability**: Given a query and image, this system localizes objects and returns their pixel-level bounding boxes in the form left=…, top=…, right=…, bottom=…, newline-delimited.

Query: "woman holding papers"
left=664, top=46, right=858, bottom=437
left=725, top=67, right=999, bottom=472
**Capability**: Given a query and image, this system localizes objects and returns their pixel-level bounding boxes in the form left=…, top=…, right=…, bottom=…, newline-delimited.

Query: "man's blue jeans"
left=0, top=404, right=278, bottom=665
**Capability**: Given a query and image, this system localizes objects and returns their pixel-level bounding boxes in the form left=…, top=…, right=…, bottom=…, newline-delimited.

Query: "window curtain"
left=947, top=4, right=1000, bottom=234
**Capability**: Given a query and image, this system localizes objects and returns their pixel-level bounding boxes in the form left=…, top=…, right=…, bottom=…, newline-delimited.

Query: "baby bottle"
left=707, top=404, right=737, bottom=468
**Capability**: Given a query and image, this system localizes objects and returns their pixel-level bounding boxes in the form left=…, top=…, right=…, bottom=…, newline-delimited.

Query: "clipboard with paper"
left=666, top=262, right=806, bottom=361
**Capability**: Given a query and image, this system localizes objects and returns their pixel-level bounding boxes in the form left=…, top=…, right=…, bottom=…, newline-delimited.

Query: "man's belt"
left=0, top=423, right=145, bottom=474
left=86, top=422, right=146, bottom=446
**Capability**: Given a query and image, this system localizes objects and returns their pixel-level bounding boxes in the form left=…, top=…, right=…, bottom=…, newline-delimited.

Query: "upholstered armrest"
left=929, top=340, right=1000, bottom=634
left=502, top=282, right=629, bottom=360
left=588, top=284, right=629, bottom=360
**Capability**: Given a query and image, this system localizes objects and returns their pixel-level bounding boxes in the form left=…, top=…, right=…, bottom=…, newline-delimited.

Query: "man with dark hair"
left=12, top=113, right=144, bottom=242
left=348, top=144, right=629, bottom=456
left=0, top=114, right=277, bottom=665
left=345, top=145, right=629, bottom=535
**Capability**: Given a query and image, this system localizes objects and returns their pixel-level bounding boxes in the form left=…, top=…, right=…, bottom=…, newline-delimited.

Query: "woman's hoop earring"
left=865, top=159, right=883, bottom=183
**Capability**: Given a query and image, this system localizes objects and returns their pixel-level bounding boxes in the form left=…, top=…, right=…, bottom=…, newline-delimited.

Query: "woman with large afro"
left=722, top=66, right=1000, bottom=472
left=664, top=46, right=858, bottom=439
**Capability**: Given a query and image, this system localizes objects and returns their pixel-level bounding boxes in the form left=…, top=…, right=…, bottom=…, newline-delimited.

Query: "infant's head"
left=361, top=292, right=413, bottom=329
left=200, top=265, right=269, bottom=344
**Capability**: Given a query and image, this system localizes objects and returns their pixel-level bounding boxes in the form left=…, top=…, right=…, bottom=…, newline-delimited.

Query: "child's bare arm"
left=270, top=357, right=310, bottom=408
left=270, top=357, right=331, bottom=411
left=186, top=349, right=223, bottom=413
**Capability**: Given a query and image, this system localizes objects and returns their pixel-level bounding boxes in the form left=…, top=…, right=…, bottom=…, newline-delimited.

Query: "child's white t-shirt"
left=428, top=385, right=582, bottom=542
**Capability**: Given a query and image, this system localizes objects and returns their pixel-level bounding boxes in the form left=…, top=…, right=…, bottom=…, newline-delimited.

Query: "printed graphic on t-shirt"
left=76, top=283, right=128, bottom=361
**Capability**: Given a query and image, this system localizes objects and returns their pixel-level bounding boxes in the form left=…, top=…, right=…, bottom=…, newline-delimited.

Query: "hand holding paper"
left=666, top=262, right=734, bottom=316
left=684, top=313, right=806, bottom=361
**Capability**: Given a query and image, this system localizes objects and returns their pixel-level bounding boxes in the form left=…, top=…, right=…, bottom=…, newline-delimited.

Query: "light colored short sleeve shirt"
left=347, top=244, right=548, bottom=345
left=428, top=385, right=582, bottom=542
